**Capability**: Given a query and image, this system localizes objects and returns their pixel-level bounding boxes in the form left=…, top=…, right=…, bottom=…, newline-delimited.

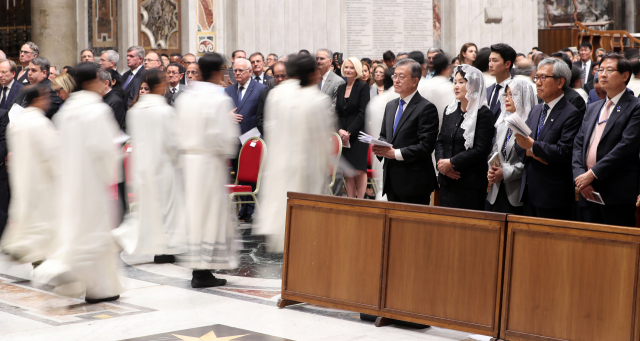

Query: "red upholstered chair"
left=366, top=144, right=379, bottom=196
left=328, top=132, right=343, bottom=195
left=226, top=137, right=267, bottom=213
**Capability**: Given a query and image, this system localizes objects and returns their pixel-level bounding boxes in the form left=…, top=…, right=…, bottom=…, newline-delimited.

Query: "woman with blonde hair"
left=51, top=73, right=76, bottom=101
left=458, top=43, right=478, bottom=65
left=336, top=57, right=371, bottom=198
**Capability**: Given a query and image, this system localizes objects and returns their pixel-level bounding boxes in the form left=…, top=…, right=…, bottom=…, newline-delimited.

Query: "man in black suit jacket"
left=121, top=46, right=147, bottom=108
left=373, top=58, right=439, bottom=205
left=550, top=52, right=587, bottom=116
left=249, top=52, right=274, bottom=87
left=574, top=42, right=595, bottom=86
left=487, top=43, right=516, bottom=121
left=573, top=54, right=640, bottom=227
left=13, top=57, right=63, bottom=119
left=256, top=62, right=288, bottom=135
left=515, top=58, right=581, bottom=220
left=14, top=42, right=38, bottom=85
left=0, top=59, right=24, bottom=111
left=99, top=69, right=126, bottom=129
left=0, top=108, right=10, bottom=239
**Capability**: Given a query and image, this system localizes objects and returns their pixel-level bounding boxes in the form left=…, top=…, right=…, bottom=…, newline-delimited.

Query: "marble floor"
left=0, top=223, right=488, bottom=341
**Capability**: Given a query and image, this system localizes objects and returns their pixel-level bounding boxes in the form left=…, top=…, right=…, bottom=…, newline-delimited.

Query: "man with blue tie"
left=515, top=58, right=581, bottom=220
left=573, top=53, right=640, bottom=227
left=224, top=58, right=267, bottom=222
left=121, top=46, right=147, bottom=108
left=487, top=43, right=516, bottom=122
left=0, top=59, right=24, bottom=111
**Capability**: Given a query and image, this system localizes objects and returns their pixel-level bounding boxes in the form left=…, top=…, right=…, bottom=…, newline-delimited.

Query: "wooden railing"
left=575, top=21, right=640, bottom=53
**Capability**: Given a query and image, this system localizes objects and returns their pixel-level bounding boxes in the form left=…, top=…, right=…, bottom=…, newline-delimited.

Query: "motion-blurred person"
left=112, top=68, right=185, bottom=262
left=0, top=59, right=24, bottom=111
left=1, top=84, right=59, bottom=262
left=51, top=72, right=75, bottom=102
left=48, top=66, right=60, bottom=81
left=513, top=59, right=536, bottom=89
left=160, top=53, right=170, bottom=69
left=175, top=53, right=240, bottom=288
left=256, top=62, right=288, bottom=135
left=255, top=55, right=335, bottom=253
left=34, top=63, right=122, bottom=303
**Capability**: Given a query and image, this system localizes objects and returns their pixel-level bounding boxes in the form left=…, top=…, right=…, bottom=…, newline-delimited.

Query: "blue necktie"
left=537, top=104, right=549, bottom=139
left=393, top=99, right=406, bottom=136
left=490, top=84, right=502, bottom=113
left=123, top=73, right=134, bottom=89
left=502, top=128, right=512, bottom=159
left=0, top=86, right=6, bottom=109
left=237, top=85, right=245, bottom=104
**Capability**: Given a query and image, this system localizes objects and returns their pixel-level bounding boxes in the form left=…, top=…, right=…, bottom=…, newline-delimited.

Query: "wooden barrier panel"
left=501, top=215, right=640, bottom=341
left=280, top=193, right=507, bottom=337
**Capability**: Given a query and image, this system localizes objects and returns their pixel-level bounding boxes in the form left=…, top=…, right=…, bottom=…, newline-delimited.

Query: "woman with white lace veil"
left=487, top=79, right=536, bottom=214
left=435, top=64, right=495, bottom=210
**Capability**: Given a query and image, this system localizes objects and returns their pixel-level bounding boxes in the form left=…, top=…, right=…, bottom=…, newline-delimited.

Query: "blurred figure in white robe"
left=175, top=53, right=240, bottom=288
left=1, top=85, right=59, bottom=264
left=112, top=68, right=185, bottom=263
left=365, top=68, right=398, bottom=200
left=34, top=63, right=122, bottom=303
left=255, top=55, right=336, bottom=253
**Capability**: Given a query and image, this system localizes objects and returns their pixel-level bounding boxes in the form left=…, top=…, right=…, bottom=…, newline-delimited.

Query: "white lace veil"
left=495, top=79, right=537, bottom=127
left=445, top=65, right=488, bottom=150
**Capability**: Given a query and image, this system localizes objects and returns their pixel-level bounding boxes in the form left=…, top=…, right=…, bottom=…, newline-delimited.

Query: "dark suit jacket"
left=378, top=91, right=439, bottom=198
left=516, top=96, right=581, bottom=208
left=255, top=87, right=270, bottom=135
left=223, top=78, right=267, bottom=134
left=14, top=66, right=30, bottom=85
left=266, top=77, right=276, bottom=89
left=573, top=60, right=595, bottom=84
left=487, top=80, right=510, bottom=121
left=13, top=79, right=62, bottom=119
left=0, top=81, right=24, bottom=111
left=583, top=80, right=594, bottom=94
left=122, top=67, right=147, bottom=108
left=435, top=104, right=495, bottom=191
left=0, top=109, right=9, bottom=180
left=253, top=74, right=273, bottom=87
left=336, top=79, right=369, bottom=136
left=103, top=89, right=127, bottom=130
left=572, top=91, right=640, bottom=205
left=564, top=86, right=586, bottom=116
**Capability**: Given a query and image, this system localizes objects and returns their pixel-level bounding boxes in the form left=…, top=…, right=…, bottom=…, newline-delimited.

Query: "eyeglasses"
left=504, top=92, right=513, bottom=100
left=144, top=58, right=159, bottom=63
left=233, top=68, right=249, bottom=74
left=533, top=74, right=559, bottom=82
left=53, top=88, right=63, bottom=94
left=596, top=68, right=618, bottom=75
left=391, top=74, right=408, bottom=81
left=274, top=75, right=287, bottom=80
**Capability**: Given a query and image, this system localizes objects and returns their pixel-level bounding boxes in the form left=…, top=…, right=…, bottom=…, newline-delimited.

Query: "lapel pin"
left=551, top=119, right=554, bottom=122
left=617, top=106, right=621, bottom=112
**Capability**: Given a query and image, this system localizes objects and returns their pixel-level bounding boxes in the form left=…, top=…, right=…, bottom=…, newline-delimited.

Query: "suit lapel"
left=237, top=80, right=253, bottom=111
left=391, top=94, right=419, bottom=143
left=322, top=76, right=332, bottom=93
left=387, top=98, right=399, bottom=140
left=528, top=105, right=542, bottom=139
left=539, top=97, right=565, bottom=141
left=601, top=92, right=631, bottom=140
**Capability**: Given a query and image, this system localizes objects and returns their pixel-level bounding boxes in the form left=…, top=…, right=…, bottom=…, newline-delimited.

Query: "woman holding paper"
left=435, top=65, right=495, bottom=210
left=336, top=57, right=371, bottom=198
left=486, top=79, right=536, bottom=214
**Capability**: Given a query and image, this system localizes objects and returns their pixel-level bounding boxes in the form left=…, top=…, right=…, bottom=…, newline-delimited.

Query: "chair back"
left=236, top=137, right=267, bottom=193
left=367, top=144, right=373, bottom=168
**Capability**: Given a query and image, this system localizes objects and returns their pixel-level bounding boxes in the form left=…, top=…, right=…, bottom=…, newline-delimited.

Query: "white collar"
left=130, top=65, right=142, bottom=75
left=253, top=72, right=263, bottom=80
left=400, top=89, right=418, bottom=105
left=544, top=93, right=565, bottom=111
left=3, top=79, right=14, bottom=89
left=322, top=69, right=332, bottom=81
left=606, top=88, right=626, bottom=106
left=238, top=78, right=251, bottom=88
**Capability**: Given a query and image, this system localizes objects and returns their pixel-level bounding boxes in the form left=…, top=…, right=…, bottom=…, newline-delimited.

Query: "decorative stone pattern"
left=93, top=0, right=117, bottom=48
left=196, top=0, right=217, bottom=56
left=140, top=0, right=179, bottom=49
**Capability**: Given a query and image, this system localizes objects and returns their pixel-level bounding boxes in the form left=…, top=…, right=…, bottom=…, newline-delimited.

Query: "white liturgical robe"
left=34, top=90, right=122, bottom=299
left=1, top=107, right=59, bottom=263
left=255, top=80, right=335, bottom=253
left=175, top=81, right=240, bottom=270
left=112, top=94, right=186, bottom=255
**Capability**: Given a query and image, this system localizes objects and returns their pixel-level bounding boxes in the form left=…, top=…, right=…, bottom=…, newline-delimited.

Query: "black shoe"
left=238, top=213, right=253, bottom=223
left=191, top=270, right=227, bottom=288
left=85, top=295, right=120, bottom=304
left=154, top=254, right=176, bottom=264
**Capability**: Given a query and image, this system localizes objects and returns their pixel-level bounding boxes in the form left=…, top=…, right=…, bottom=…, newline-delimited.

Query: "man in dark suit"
left=121, top=46, right=147, bottom=108
left=550, top=52, right=587, bottom=116
left=574, top=42, right=595, bottom=86
left=487, top=43, right=516, bottom=121
left=249, top=52, right=274, bottom=88
left=0, top=59, right=24, bottom=111
left=15, top=42, right=38, bottom=85
left=165, top=62, right=187, bottom=106
left=256, top=62, right=288, bottom=135
left=223, top=58, right=267, bottom=221
left=583, top=60, right=599, bottom=94
left=573, top=53, right=640, bottom=227
left=98, top=69, right=126, bottom=129
left=0, top=107, right=9, bottom=239
left=227, top=50, right=245, bottom=85
left=13, top=57, right=62, bottom=119
left=373, top=58, right=439, bottom=205
left=515, top=58, right=581, bottom=220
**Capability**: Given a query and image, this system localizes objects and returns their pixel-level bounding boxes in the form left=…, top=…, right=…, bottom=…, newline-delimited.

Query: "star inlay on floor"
left=121, top=324, right=293, bottom=341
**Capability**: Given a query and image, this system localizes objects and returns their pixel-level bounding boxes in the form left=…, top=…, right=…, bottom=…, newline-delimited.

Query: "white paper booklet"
left=488, top=152, right=502, bottom=168
left=358, top=131, right=393, bottom=148
left=239, top=127, right=261, bottom=145
left=504, top=114, right=532, bottom=137
left=8, top=104, right=24, bottom=124
left=586, top=191, right=605, bottom=205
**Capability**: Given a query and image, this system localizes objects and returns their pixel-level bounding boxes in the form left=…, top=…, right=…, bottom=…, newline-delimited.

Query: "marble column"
left=31, top=0, right=78, bottom=69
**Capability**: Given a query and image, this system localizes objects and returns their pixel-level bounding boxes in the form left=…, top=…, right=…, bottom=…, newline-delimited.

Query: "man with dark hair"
left=165, top=62, right=186, bottom=106
left=425, top=48, right=440, bottom=79
left=574, top=42, right=595, bottom=85
left=249, top=52, right=273, bottom=86
left=298, top=49, right=310, bottom=55
left=532, top=47, right=539, bottom=53
left=256, top=61, right=288, bottom=135
left=573, top=53, right=640, bottom=227
left=561, top=48, right=574, bottom=60
left=175, top=52, right=240, bottom=288
left=396, top=52, right=409, bottom=60
left=228, top=50, right=246, bottom=84
left=550, top=52, right=586, bottom=116
left=0, top=59, right=24, bottom=111
left=487, top=43, right=516, bottom=120
left=144, top=51, right=163, bottom=71
left=584, top=59, right=600, bottom=95
left=122, top=46, right=147, bottom=107
left=80, top=49, right=95, bottom=63
left=383, top=50, right=396, bottom=69
left=266, top=53, right=278, bottom=68
left=169, top=52, right=182, bottom=64
left=515, top=53, right=526, bottom=63
left=418, top=53, right=453, bottom=128
left=15, top=56, right=62, bottom=118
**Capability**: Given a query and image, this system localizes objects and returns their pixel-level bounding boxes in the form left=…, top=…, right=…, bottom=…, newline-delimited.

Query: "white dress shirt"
left=392, top=89, right=418, bottom=161
left=320, top=69, right=331, bottom=90
left=237, top=78, right=251, bottom=101
left=253, top=72, right=264, bottom=84
left=580, top=60, right=592, bottom=84
left=2, top=79, right=14, bottom=95
left=542, top=93, right=564, bottom=125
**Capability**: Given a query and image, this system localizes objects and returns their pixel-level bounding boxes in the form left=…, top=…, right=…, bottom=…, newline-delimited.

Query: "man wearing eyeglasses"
left=0, top=59, right=24, bottom=111
left=573, top=53, right=640, bottom=227
left=13, top=56, right=63, bottom=119
left=144, top=52, right=163, bottom=71
left=514, top=58, right=581, bottom=220
left=165, top=62, right=186, bottom=106
left=15, top=42, right=38, bottom=85
left=223, top=57, right=267, bottom=223
left=256, top=61, right=288, bottom=135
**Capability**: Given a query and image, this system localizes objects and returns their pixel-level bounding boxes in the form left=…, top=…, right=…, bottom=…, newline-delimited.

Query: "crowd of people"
left=0, top=38, right=639, bottom=304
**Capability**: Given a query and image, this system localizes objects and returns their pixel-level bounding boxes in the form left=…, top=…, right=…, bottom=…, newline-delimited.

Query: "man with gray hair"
left=514, top=57, right=581, bottom=220
left=16, top=42, right=38, bottom=85
left=48, top=66, right=60, bottom=82
left=513, top=58, right=536, bottom=89
left=372, top=58, right=439, bottom=205
left=99, top=68, right=126, bottom=129
left=99, top=50, right=119, bottom=71
left=0, top=50, right=6, bottom=60
left=425, top=48, right=441, bottom=79
left=121, top=46, right=146, bottom=107
left=316, top=48, right=345, bottom=110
